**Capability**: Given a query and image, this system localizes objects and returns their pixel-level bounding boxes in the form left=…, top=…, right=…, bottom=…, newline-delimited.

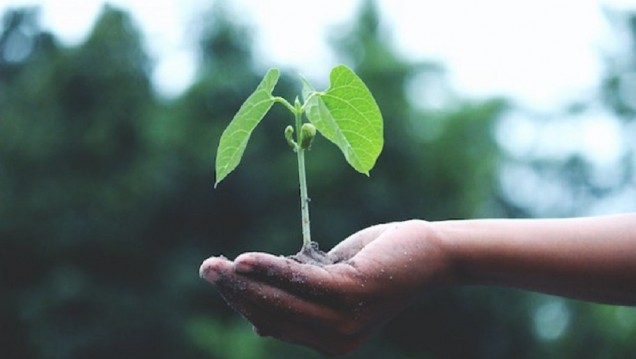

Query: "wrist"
left=404, top=219, right=462, bottom=288
left=428, top=220, right=474, bottom=287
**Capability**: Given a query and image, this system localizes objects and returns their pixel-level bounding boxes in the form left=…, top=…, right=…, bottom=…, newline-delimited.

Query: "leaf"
left=214, top=68, right=279, bottom=187
left=303, top=65, right=383, bottom=175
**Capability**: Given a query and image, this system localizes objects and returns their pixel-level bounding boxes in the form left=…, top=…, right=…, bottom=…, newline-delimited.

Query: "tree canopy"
left=1, top=2, right=634, bottom=358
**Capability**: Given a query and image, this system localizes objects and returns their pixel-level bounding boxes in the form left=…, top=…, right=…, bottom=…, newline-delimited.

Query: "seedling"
left=214, top=65, right=383, bottom=254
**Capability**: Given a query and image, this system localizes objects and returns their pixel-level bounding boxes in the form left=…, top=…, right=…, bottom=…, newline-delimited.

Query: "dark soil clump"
left=289, top=241, right=335, bottom=266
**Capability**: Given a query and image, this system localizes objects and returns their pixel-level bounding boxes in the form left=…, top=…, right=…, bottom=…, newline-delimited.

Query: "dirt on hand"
left=289, top=241, right=337, bottom=266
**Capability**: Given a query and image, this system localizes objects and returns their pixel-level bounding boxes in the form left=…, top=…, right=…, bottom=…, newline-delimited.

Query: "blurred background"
left=1, top=0, right=635, bottom=358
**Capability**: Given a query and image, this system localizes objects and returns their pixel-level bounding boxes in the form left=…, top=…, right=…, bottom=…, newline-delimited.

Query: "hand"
left=199, top=220, right=453, bottom=355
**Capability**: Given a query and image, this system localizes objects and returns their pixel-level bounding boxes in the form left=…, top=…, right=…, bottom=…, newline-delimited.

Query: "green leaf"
left=214, top=68, right=279, bottom=187
left=303, top=65, right=383, bottom=175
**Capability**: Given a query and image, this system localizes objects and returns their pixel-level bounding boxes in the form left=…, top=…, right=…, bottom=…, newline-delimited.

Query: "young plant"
left=214, top=65, right=383, bottom=252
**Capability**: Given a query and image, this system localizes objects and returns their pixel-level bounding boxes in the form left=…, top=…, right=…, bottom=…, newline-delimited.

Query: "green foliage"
left=215, top=64, right=383, bottom=186
left=303, top=65, right=384, bottom=175
left=188, top=317, right=272, bottom=359
left=214, top=68, right=280, bottom=187
left=214, top=64, right=383, bottom=247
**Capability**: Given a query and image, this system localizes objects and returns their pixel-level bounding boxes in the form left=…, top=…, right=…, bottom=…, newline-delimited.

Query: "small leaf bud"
left=299, top=123, right=316, bottom=150
left=284, top=125, right=297, bottom=149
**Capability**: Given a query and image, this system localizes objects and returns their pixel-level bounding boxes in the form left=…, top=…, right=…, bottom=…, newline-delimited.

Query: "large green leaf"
left=303, top=65, right=383, bottom=175
left=214, top=68, right=279, bottom=187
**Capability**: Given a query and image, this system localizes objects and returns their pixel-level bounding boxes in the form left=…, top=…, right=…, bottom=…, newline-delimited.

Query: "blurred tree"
left=0, top=6, right=199, bottom=358
left=600, top=11, right=636, bottom=198
left=2, top=1, right=634, bottom=358
left=603, top=13, right=636, bottom=121
left=497, top=10, right=636, bottom=219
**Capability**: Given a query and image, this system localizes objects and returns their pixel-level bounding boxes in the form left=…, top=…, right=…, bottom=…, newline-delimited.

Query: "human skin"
left=199, top=214, right=636, bottom=356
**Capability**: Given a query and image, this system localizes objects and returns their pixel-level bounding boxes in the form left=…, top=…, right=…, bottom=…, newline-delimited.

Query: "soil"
left=288, top=241, right=335, bottom=266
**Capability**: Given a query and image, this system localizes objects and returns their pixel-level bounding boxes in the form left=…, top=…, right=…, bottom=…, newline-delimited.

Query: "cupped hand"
left=199, top=220, right=453, bottom=356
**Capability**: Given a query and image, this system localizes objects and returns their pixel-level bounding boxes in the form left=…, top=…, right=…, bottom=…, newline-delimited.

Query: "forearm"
left=432, top=214, right=636, bottom=305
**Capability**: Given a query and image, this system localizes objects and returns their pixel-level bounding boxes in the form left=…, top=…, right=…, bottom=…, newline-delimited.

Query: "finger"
left=328, top=223, right=393, bottom=261
left=232, top=252, right=360, bottom=300
left=219, top=281, right=367, bottom=357
left=201, top=256, right=369, bottom=354
left=203, top=256, right=376, bottom=355
left=211, top=273, right=366, bottom=355
left=199, top=256, right=233, bottom=284
left=217, top=273, right=343, bottom=327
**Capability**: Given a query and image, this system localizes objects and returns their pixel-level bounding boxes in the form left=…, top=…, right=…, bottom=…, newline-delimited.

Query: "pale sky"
left=1, top=0, right=635, bottom=107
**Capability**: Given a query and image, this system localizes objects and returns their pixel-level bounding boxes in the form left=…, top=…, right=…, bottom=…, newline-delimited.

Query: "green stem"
left=294, top=110, right=312, bottom=248
left=272, top=96, right=296, bottom=113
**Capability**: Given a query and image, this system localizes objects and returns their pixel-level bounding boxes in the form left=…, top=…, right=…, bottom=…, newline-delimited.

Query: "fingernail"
left=199, top=258, right=220, bottom=282
left=234, top=260, right=254, bottom=274
left=234, top=253, right=256, bottom=274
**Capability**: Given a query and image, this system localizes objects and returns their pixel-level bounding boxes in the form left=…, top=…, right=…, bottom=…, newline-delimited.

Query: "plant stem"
left=294, top=110, right=312, bottom=248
